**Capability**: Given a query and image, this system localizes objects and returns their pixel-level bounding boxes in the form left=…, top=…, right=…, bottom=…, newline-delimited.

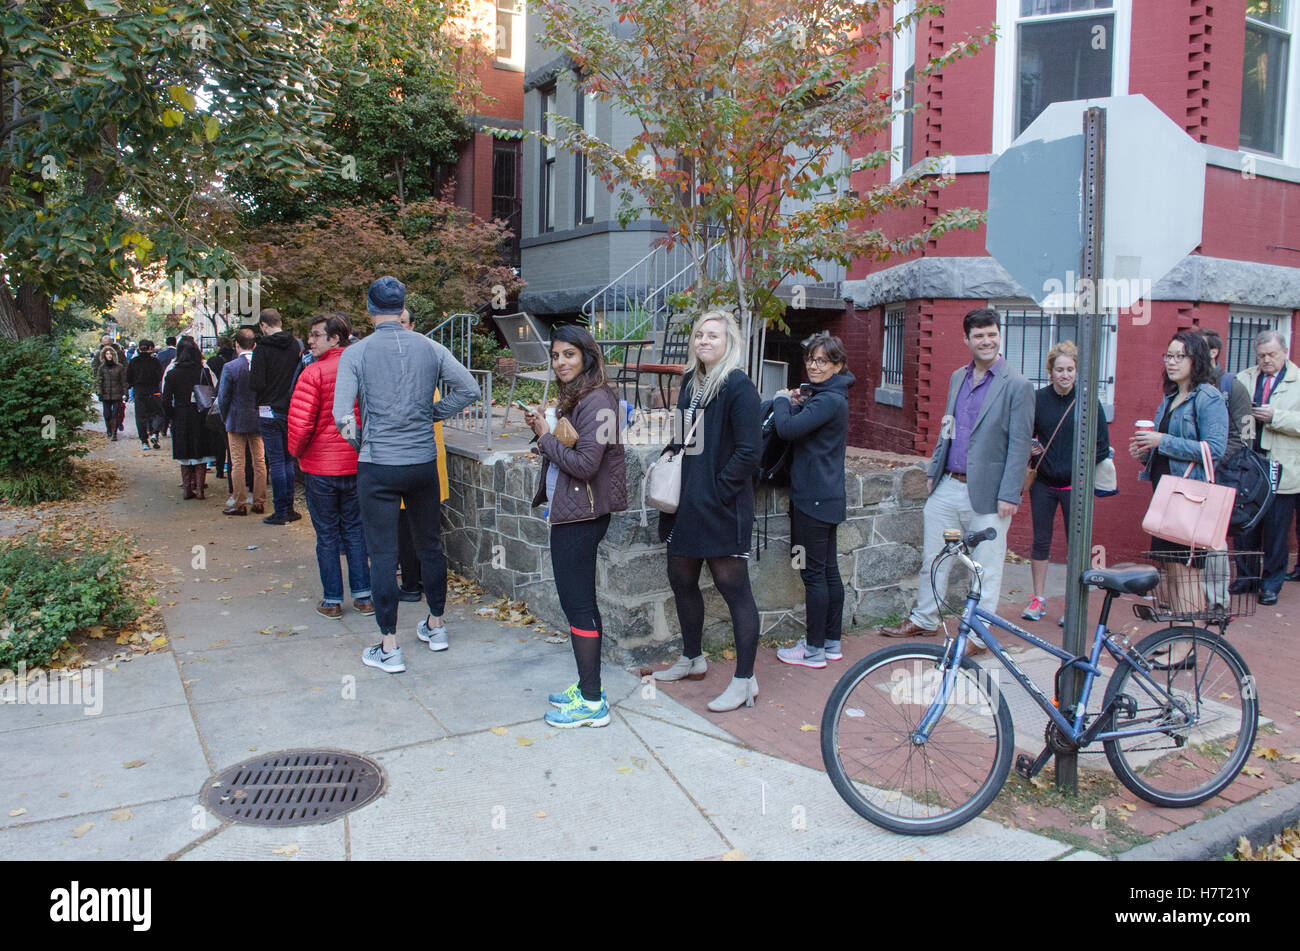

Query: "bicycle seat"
left=1081, top=566, right=1160, bottom=596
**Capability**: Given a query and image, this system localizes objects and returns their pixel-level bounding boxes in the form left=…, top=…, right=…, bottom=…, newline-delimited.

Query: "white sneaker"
left=361, top=643, right=405, bottom=673
left=224, top=495, right=236, bottom=509
left=417, top=617, right=448, bottom=651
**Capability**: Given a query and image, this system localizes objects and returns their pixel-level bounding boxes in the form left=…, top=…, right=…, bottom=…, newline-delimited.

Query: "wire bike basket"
left=1139, top=549, right=1261, bottom=623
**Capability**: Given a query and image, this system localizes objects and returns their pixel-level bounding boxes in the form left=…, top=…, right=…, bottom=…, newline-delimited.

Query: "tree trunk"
left=0, top=281, right=52, bottom=338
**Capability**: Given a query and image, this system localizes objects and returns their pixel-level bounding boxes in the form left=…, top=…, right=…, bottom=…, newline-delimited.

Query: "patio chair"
left=490, top=311, right=554, bottom=424
left=621, top=321, right=692, bottom=409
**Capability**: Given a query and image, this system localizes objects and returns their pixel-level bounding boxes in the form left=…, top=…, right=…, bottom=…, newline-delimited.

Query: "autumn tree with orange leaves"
left=535, top=0, right=993, bottom=370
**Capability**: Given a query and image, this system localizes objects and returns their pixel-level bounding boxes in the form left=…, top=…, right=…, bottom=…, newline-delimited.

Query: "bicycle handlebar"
left=942, top=526, right=997, bottom=551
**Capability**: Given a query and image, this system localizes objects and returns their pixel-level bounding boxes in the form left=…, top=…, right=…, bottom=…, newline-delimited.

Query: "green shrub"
left=0, top=527, right=137, bottom=668
left=0, top=336, right=95, bottom=503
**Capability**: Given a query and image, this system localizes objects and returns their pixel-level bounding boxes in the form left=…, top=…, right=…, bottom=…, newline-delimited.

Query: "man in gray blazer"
left=882, top=308, right=1034, bottom=647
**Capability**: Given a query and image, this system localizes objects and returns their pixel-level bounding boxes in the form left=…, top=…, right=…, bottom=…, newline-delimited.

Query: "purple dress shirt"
left=946, top=357, right=1002, bottom=475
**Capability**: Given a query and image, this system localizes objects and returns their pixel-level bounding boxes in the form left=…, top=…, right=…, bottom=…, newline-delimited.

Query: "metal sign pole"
left=1058, top=106, right=1107, bottom=793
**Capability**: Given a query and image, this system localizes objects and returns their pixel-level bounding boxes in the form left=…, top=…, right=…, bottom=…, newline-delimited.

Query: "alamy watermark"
left=165, top=269, right=261, bottom=322
left=1041, top=271, right=1153, bottom=324
left=887, top=661, right=1001, bottom=716
left=1, top=663, right=104, bottom=716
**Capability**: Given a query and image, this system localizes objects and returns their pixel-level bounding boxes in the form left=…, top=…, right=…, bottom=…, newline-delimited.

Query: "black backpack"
left=756, top=401, right=792, bottom=487
left=1218, top=447, right=1281, bottom=535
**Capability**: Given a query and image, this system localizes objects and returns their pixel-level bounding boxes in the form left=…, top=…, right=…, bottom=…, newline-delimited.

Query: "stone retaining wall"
left=441, top=444, right=930, bottom=665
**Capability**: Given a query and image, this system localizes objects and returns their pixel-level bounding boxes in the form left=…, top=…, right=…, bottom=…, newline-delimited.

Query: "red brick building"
left=786, top=0, right=1300, bottom=562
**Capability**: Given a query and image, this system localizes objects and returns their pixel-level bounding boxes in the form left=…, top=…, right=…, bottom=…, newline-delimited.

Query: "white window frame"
left=991, top=0, right=1131, bottom=154
left=890, top=1, right=916, bottom=179
left=495, top=0, right=525, bottom=70
left=1227, top=307, right=1294, bottom=375
left=1240, top=2, right=1300, bottom=165
left=540, top=87, right=557, bottom=233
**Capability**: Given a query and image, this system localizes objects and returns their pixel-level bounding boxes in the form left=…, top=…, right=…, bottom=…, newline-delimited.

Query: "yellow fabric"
left=401, top=387, right=449, bottom=508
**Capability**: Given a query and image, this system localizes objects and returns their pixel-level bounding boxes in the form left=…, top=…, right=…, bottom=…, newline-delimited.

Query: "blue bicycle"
left=821, top=528, right=1258, bottom=835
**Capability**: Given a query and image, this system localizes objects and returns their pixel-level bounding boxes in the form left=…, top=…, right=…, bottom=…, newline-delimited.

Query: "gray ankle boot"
left=653, top=654, right=707, bottom=682
left=707, top=676, right=758, bottom=712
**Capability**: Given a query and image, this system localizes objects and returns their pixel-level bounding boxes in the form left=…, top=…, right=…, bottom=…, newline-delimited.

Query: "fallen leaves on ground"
left=110, top=808, right=132, bottom=822
left=489, top=727, right=508, bottom=736
left=798, top=723, right=817, bottom=732
left=1236, top=823, right=1300, bottom=861
left=9, top=808, right=26, bottom=817
left=70, top=822, right=93, bottom=838
left=271, top=843, right=300, bottom=857
left=1255, top=746, right=1280, bottom=761
left=122, top=760, right=145, bottom=769
left=516, top=736, right=533, bottom=747
left=1240, top=765, right=1266, bottom=778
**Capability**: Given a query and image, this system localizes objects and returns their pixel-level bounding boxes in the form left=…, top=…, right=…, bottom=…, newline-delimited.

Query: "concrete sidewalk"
left=0, top=429, right=1101, bottom=860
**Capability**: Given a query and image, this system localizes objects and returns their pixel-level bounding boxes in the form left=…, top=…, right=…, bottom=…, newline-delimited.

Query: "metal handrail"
left=427, top=312, right=479, bottom=368
left=582, top=238, right=728, bottom=338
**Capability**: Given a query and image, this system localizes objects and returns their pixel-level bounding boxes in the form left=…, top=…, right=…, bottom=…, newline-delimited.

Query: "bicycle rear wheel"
left=1102, top=627, right=1257, bottom=808
left=821, top=643, right=1013, bottom=835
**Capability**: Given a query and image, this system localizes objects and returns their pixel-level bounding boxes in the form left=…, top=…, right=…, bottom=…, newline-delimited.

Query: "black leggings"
left=551, top=515, right=611, bottom=701
left=667, top=554, right=760, bottom=679
left=790, top=507, right=843, bottom=648
left=1029, top=480, right=1072, bottom=561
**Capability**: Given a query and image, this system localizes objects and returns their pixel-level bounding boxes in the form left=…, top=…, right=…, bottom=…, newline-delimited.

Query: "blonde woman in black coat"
left=651, top=311, right=762, bottom=712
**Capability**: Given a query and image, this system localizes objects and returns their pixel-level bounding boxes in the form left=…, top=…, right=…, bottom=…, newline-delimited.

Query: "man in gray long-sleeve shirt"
left=334, top=276, right=480, bottom=673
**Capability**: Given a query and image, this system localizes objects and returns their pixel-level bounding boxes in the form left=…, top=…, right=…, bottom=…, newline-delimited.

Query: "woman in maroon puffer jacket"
left=288, top=313, right=373, bottom=619
left=526, top=324, right=627, bottom=729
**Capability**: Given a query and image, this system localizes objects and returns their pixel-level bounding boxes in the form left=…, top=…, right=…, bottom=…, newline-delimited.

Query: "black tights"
left=552, top=516, right=610, bottom=701
left=667, top=554, right=759, bottom=679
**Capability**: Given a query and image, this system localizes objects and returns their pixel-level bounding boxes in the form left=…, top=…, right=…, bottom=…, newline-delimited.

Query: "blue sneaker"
left=362, top=643, right=405, bottom=673
left=544, top=695, right=611, bottom=729
left=548, top=682, right=607, bottom=709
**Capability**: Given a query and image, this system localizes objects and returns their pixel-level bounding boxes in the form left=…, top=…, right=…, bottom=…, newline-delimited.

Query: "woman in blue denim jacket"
left=1129, top=331, right=1229, bottom=610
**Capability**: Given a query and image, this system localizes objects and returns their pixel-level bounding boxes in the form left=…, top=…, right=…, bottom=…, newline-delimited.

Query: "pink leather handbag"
left=1141, top=441, right=1235, bottom=551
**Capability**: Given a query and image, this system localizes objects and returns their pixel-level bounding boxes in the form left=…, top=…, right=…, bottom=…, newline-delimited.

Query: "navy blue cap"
left=367, top=276, right=406, bottom=315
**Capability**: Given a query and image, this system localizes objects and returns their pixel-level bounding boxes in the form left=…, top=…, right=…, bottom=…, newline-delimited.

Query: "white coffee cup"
left=1134, top=419, right=1155, bottom=434
left=544, top=408, right=557, bottom=432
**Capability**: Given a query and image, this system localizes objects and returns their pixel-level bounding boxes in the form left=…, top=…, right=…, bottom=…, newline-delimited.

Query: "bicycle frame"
left=914, top=586, right=1195, bottom=750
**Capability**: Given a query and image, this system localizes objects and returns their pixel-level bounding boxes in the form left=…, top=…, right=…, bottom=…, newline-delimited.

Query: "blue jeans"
left=303, top=473, right=371, bottom=604
left=259, top=414, right=295, bottom=518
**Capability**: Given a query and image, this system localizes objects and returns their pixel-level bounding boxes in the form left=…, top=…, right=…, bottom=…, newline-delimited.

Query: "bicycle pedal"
left=1114, top=694, right=1136, bottom=719
left=1014, top=754, right=1035, bottom=779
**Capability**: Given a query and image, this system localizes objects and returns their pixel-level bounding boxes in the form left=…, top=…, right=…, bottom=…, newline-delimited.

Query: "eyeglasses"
left=308, top=330, right=328, bottom=339
left=804, top=356, right=831, bottom=367
left=1162, top=352, right=1189, bottom=363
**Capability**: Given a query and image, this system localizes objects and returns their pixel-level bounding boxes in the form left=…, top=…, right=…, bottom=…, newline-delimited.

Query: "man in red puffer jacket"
left=288, top=312, right=373, bottom=621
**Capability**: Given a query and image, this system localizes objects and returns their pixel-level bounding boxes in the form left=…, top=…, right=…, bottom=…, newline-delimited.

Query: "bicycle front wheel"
left=821, top=643, right=1013, bottom=835
left=1103, top=627, right=1257, bottom=808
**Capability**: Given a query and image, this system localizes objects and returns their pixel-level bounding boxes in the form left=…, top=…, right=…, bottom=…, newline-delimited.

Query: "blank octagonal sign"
left=986, top=94, right=1206, bottom=309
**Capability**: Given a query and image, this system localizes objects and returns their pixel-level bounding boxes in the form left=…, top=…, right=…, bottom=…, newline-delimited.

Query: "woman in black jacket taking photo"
left=771, top=333, right=854, bottom=669
left=526, top=325, right=627, bottom=729
left=651, top=311, right=763, bottom=713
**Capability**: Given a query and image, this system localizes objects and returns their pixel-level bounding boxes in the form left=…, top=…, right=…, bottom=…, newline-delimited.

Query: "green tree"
left=0, top=0, right=481, bottom=339
left=535, top=0, right=993, bottom=369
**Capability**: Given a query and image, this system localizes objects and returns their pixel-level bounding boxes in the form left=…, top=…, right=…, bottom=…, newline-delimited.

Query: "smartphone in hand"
left=798, top=383, right=814, bottom=397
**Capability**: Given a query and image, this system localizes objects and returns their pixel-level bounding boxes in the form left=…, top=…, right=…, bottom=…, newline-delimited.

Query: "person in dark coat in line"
left=651, top=310, right=763, bottom=712
left=162, top=337, right=220, bottom=499
left=126, top=340, right=165, bottom=450
left=155, top=336, right=178, bottom=436
left=770, top=332, right=854, bottom=669
left=250, top=309, right=304, bottom=525
left=94, top=346, right=129, bottom=441
left=206, top=336, right=237, bottom=497
left=217, top=329, right=267, bottom=515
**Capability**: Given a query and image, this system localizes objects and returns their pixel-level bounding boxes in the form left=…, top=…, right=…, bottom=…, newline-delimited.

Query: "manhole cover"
left=204, top=749, right=384, bottom=827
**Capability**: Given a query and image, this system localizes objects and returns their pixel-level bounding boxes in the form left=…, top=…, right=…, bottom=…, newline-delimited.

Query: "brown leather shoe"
left=964, top=641, right=988, bottom=657
left=353, top=598, right=375, bottom=616
left=316, top=602, right=343, bottom=620
left=251, top=503, right=265, bottom=514
left=879, top=620, right=938, bottom=638
left=223, top=504, right=248, bottom=516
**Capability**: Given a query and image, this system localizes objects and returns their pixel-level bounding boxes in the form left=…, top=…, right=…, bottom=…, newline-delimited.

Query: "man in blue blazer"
left=216, top=328, right=268, bottom=516
left=882, top=308, right=1034, bottom=647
